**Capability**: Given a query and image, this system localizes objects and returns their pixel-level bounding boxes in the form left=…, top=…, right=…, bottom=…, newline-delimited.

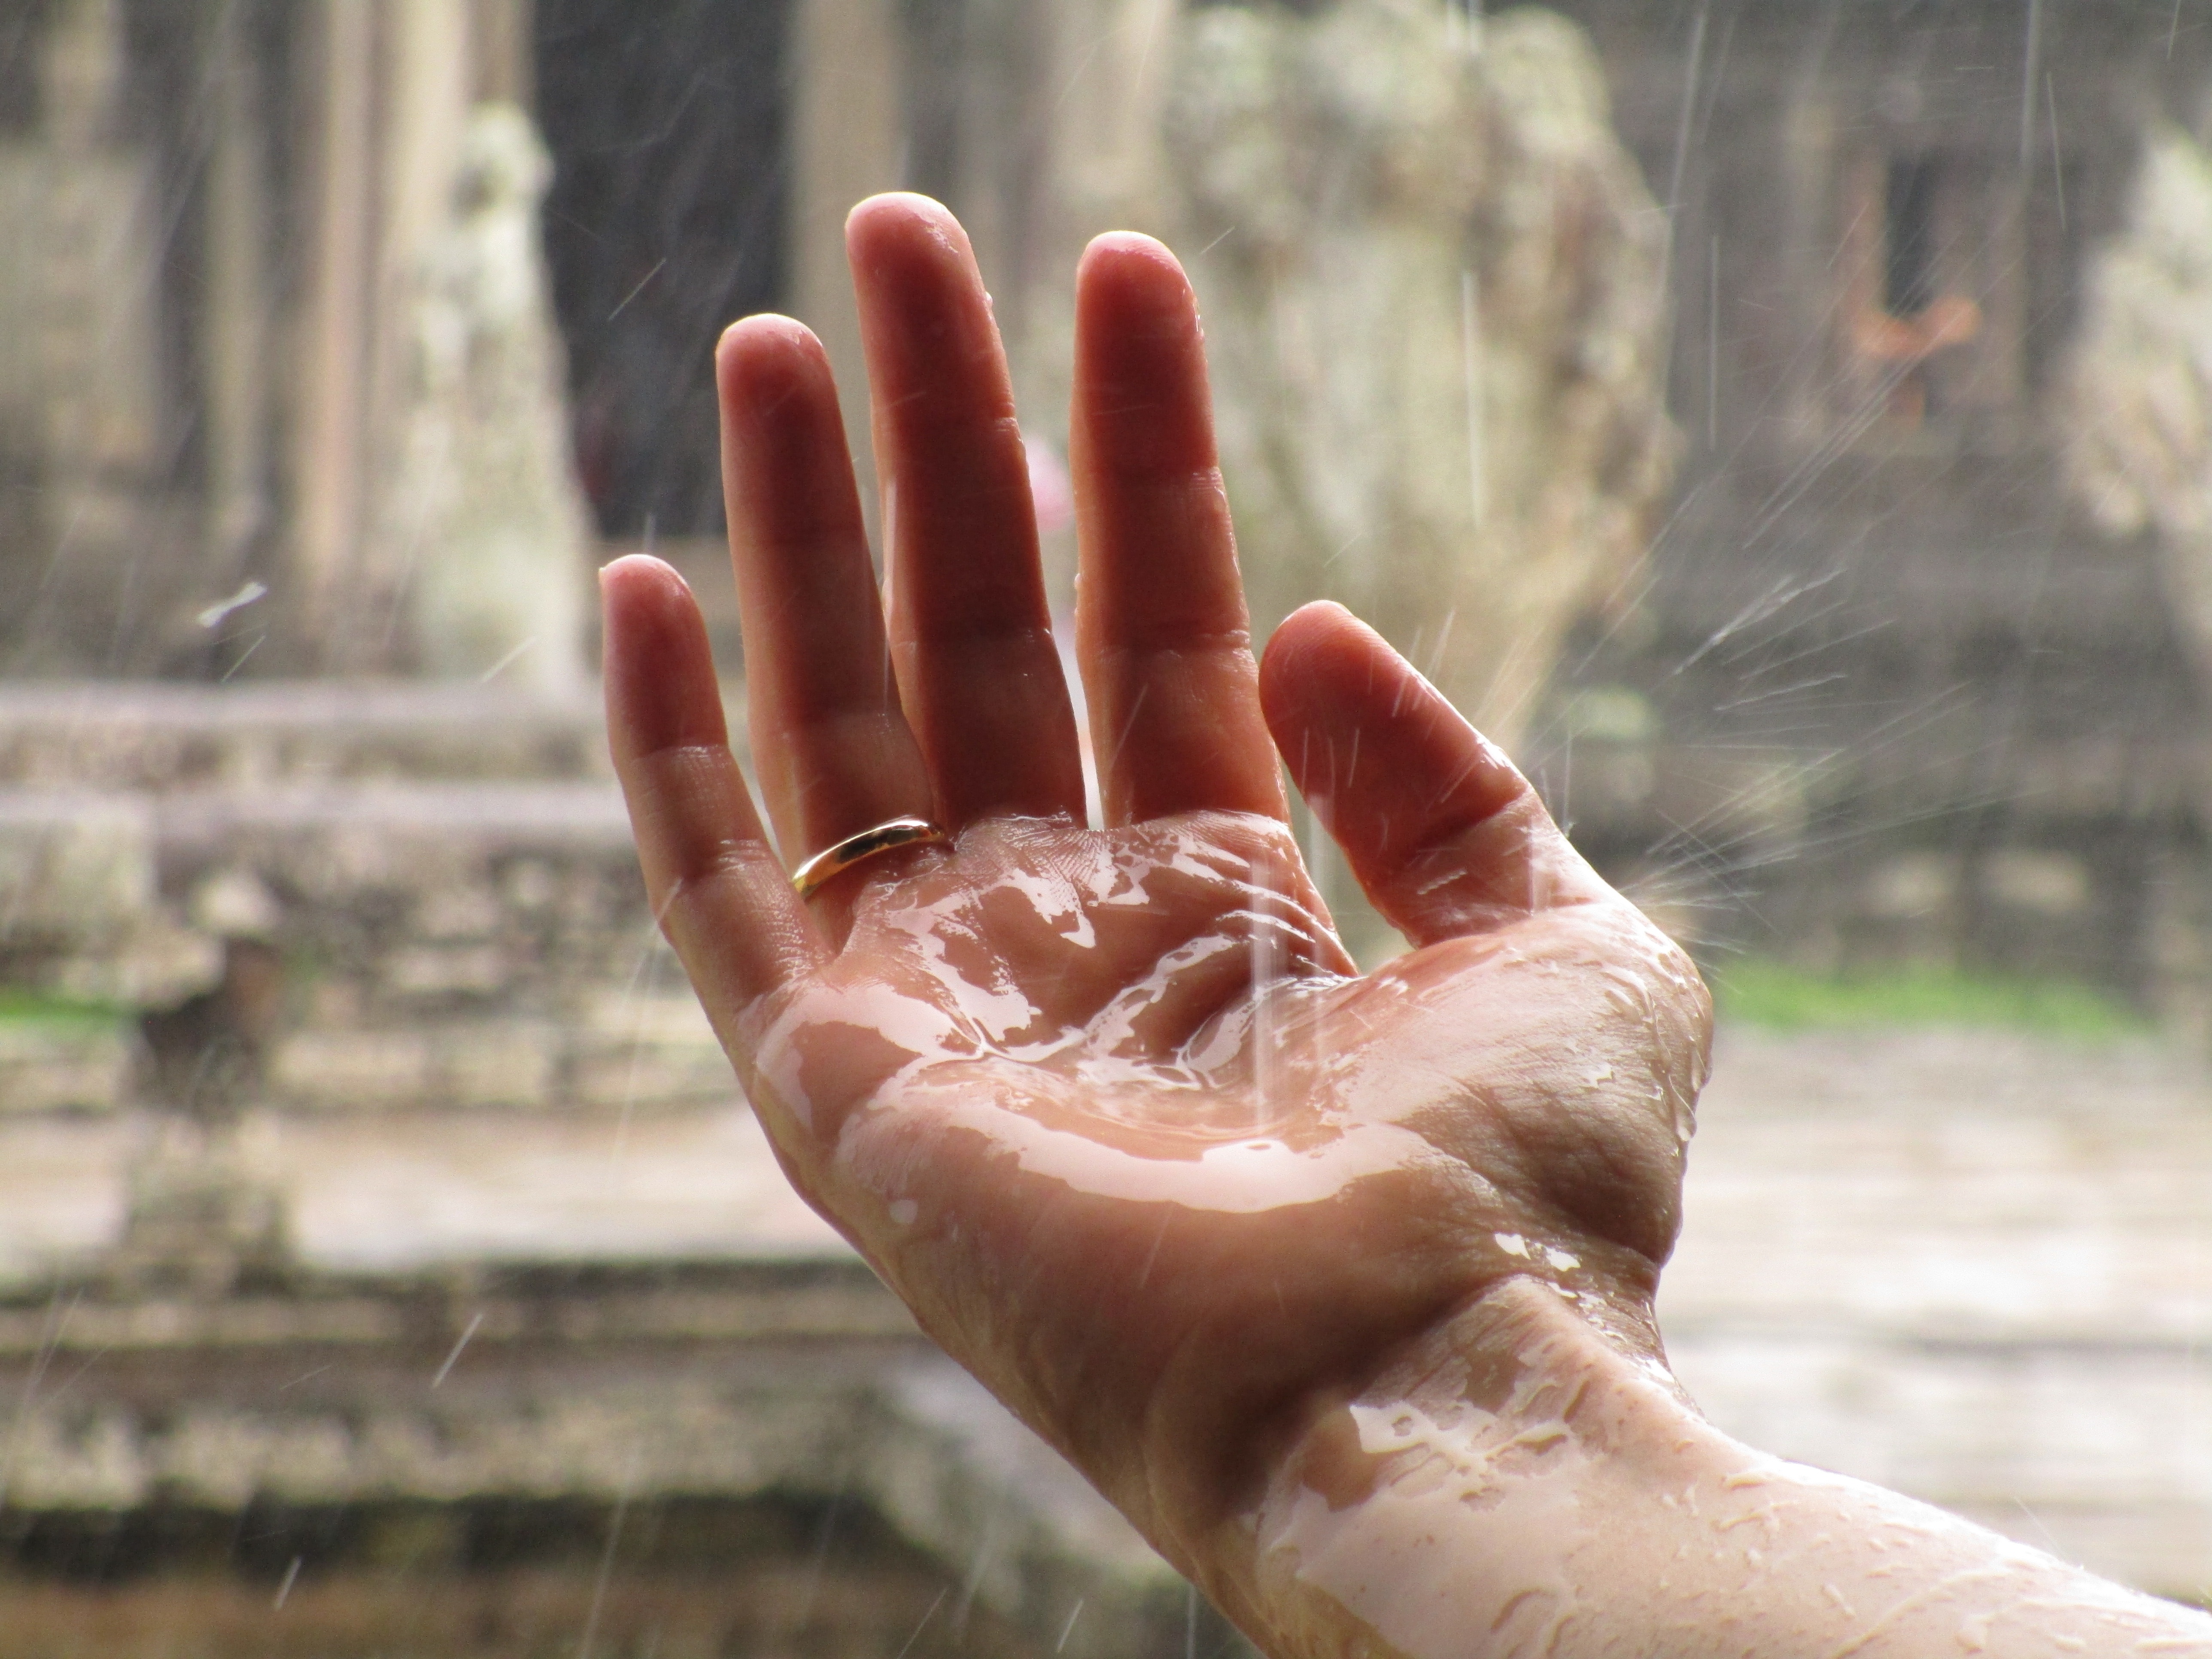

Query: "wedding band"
left=790, top=816, right=946, bottom=899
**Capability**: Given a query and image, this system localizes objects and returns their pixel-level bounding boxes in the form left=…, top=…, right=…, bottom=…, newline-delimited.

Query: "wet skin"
left=603, top=197, right=2212, bottom=1659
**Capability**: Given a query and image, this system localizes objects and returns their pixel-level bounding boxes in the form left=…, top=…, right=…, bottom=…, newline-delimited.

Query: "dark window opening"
left=535, top=0, right=793, bottom=541
left=1884, top=155, right=1941, bottom=318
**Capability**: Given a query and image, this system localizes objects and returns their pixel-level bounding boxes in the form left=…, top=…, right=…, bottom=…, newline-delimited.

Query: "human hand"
left=601, top=194, right=1708, bottom=1607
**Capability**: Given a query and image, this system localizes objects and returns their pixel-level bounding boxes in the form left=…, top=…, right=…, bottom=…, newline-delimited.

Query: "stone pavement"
left=1666, top=1025, right=2212, bottom=1601
left=0, top=1022, right=2205, bottom=1604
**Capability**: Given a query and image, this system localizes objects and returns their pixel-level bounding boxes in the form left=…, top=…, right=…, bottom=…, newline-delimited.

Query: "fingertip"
left=843, top=191, right=1003, bottom=392
left=847, top=189, right=948, bottom=228
left=1258, top=602, right=1379, bottom=726
left=719, top=311, right=798, bottom=362
left=718, top=313, right=832, bottom=395
left=600, top=550, right=693, bottom=616
left=1264, top=599, right=1365, bottom=662
left=1078, top=232, right=1200, bottom=337
left=601, top=554, right=727, bottom=760
left=1261, top=599, right=1522, bottom=828
left=846, top=191, right=971, bottom=271
left=1079, top=229, right=1188, bottom=288
left=1072, top=234, right=1216, bottom=492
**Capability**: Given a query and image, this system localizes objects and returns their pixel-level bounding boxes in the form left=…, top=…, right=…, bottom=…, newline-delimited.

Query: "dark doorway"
left=535, top=0, right=793, bottom=540
left=1883, top=154, right=1941, bottom=319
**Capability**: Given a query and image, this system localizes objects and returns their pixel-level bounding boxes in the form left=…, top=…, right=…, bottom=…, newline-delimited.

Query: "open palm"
left=601, top=195, right=1709, bottom=1583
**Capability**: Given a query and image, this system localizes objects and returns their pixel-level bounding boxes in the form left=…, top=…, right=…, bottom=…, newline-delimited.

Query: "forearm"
left=1199, top=1280, right=2212, bottom=1659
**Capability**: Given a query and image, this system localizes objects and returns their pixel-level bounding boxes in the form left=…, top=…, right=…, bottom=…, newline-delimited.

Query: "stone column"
left=289, top=0, right=379, bottom=669
left=39, top=0, right=132, bottom=483
left=471, top=0, right=534, bottom=106
left=379, top=0, right=475, bottom=356
left=200, top=0, right=274, bottom=602
left=352, top=0, right=475, bottom=656
left=294, top=0, right=486, bottom=672
left=1775, top=83, right=1840, bottom=445
left=790, top=0, right=906, bottom=537
left=30, top=0, right=166, bottom=670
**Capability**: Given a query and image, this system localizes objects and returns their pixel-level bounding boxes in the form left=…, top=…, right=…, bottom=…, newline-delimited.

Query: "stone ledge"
left=0, top=1260, right=913, bottom=1358
left=0, top=1273, right=1172, bottom=1657
left=0, top=681, right=617, bottom=790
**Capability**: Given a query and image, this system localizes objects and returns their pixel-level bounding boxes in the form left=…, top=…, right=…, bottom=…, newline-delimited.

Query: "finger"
left=602, top=555, right=825, bottom=1017
left=1071, top=233, right=1285, bottom=826
left=717, top=315, right=935, bottom=863
left=1258, top=602, right=1610, bottom=946
left=847, top=193, right=1085, bottom=827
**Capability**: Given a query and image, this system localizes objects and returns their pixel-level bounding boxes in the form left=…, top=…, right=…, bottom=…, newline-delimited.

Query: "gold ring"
left=790, top=816, right=946, bottom=899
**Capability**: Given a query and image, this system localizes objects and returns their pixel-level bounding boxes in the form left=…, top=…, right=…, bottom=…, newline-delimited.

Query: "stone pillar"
left=200, top=0, right=274, bottom=605
left=1005, top=0, right=1176, bottom=600
left=1033, top=0, right=1177, bottom=256
left=1776, top=84, right=1840, bottom=444
left=294, top=0, right=487, bottom=672
left=353, top=0, right=475, bottom=655
left=787, top=0, right=1174, bottom=561
left=290, top=0, right=379, bottom=669
left=790, top=0, right=906, bottom=535
left=28, top=0, right=167, bottom=670
left=379, top=0, right=475, bottom=365
left=40, top=0, right=133, bottom=482
left=471, top=0, right=534, bottom=106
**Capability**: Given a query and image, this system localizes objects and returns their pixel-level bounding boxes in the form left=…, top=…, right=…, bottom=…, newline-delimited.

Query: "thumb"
left=1258, top=603, right=1610, bottom=946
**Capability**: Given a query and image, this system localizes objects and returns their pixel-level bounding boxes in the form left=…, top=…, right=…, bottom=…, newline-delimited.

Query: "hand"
left=601, top=194, right=1709, bottom=1610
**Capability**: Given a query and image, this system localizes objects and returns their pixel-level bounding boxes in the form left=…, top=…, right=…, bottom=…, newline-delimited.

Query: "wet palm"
left=600, top=195, right=1709, bottom=1579
left=756, top=812, right=1702, bottom=1553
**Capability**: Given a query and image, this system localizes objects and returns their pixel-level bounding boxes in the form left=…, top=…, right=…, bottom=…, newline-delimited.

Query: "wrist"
left=1199, top=1280, right=2212, bottom=1659
left=1199, top=1274, right=1696, bottom=1659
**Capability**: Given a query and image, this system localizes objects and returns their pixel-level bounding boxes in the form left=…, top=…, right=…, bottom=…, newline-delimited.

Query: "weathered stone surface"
left=0, top=1024, right=129, bottom=1114
left=0, top=1024, right=2200, bottom=1604
left=0, top=681, right=612, bottom=791
left=1162, top=3, right=1674, bottom=747
left=377, top=106, right=594, bottom=692
left=0, top=688, right=745, bottom=1132
left=266, top=1029, right=434, bottom=1111
left=2064, top=122, right=2212, bottom=707
left=108, top=1115, right=289, bottom=1296
left=1665, top=1025, right=2212, bottom=1602
left=0, top=1551, right=1048, bottom=1659
left=0, top=791, right=221, bottom=1008
left=0, top=1258, right=1180, bottom=1657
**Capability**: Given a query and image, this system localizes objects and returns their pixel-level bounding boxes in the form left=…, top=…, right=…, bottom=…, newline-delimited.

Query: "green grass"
left=1710, top=959, right=2150, bottom=1039
left=0, top=989, right=129, bottom=1034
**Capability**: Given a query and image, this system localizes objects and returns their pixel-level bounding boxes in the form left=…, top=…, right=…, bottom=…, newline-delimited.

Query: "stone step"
left=0, top=680, right=626, bottom=790
left=0, top=781, right=728, bottom=1116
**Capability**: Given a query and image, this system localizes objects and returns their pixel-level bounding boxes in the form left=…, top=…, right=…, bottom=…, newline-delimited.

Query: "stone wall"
left=0, top=1260, right=1205, bottom=1658
left=1521, top=0, right=2212, bottom=1013
left=0, top=682, right=728, bottom=1126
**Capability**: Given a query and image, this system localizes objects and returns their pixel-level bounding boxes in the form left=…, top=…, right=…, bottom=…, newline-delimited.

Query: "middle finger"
left=847, top=194, right=1085, bottom=830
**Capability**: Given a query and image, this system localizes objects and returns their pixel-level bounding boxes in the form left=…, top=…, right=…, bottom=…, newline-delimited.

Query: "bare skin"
left=602, top=194, right=2212, bottom=1658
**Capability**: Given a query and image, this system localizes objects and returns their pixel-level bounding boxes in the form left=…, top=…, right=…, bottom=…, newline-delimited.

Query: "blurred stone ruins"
left=1, top=0, right=2211, bottom=1650
left=1161, top=3, right=1675, bottom=747
left=2064, top=123, right=2212, bottom=725
left=381, top=104, right=593, bottom=692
